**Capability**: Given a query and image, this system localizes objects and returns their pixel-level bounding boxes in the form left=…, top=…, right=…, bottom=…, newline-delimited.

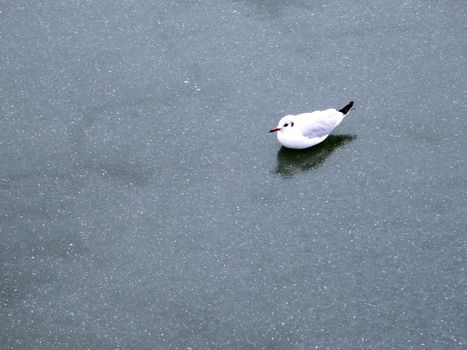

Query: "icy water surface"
left=1, top=1, right=466, bottom=349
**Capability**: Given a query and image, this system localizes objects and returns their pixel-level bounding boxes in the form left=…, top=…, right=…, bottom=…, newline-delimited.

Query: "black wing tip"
left=339, top=101, right=354, bottom=115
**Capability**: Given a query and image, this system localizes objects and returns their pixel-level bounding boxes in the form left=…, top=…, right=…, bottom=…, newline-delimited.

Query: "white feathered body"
left=275, top=108, right=347, bottom=149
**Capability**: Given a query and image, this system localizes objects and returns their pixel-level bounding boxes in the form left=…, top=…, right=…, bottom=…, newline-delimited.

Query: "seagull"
left=269, top=101, right=354, bottom=149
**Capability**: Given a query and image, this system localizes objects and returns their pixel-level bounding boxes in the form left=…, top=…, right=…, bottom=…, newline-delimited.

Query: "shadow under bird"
left=269, top=101, right=354, bottom=149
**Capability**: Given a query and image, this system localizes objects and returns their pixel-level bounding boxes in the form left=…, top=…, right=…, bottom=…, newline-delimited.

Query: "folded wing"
left=297, top=109, right=343, bottom=139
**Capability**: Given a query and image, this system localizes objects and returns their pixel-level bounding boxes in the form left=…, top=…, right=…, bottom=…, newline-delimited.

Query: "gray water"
left=1, top=1, right=466, bottom=349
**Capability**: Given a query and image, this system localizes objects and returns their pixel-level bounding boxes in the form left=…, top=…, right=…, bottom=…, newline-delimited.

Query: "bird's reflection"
left=273, top=135, right=356, bottom=177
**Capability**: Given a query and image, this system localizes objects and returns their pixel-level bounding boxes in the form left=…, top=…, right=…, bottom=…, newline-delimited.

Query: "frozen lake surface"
left=1, top=1, right=466, bottom=349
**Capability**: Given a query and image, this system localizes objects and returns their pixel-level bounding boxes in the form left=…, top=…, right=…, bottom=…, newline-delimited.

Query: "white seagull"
left=269, top=101, right=354, bottom=149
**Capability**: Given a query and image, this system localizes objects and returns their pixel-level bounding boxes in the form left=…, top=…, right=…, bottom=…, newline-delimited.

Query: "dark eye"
left=291, top=122, right=294, bottom=127
left=284, top=123, right=289, bottom=127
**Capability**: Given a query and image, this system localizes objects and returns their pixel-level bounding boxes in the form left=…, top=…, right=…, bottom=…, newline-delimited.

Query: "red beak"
left=269, top=127, right=281, bottom=133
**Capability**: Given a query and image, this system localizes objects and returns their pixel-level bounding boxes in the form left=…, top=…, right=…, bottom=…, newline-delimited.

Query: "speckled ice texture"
left=1, top=1, right=466, bottom=349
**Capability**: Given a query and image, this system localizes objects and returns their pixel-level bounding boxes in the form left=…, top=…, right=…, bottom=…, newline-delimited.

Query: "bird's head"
left=269, top=115, right=295, bottom=133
